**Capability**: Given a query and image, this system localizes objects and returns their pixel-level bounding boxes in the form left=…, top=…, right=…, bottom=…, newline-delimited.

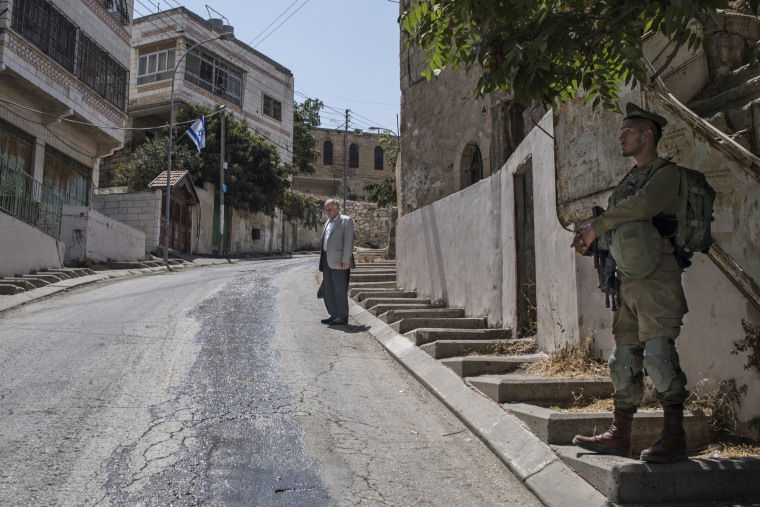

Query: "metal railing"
left=0, top=157, right=63, bottom=240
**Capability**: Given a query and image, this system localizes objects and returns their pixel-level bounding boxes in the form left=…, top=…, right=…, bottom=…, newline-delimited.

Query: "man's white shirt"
left=323, top=218, right=337, bottom=251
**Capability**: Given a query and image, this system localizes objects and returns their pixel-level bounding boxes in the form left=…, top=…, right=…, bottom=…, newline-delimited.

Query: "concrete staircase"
left=350, top=259, right=760, bottom=505
left=0, top=259, right=187, bottom=296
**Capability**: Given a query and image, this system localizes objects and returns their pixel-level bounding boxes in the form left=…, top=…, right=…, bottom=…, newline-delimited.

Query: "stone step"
left=441, top=353, right=547, bottom=377
left=378, top=308, right=465, bottom=324
left=0, top=283, right=26, bottom=295
left=466, top=373, right=613, bottom=404
left=391, top=317, right=487, bottom=334
left=348, top=287, right=398, bottom=298
left=23, top=274, right=64, bottom=284
left=50, top=268, right=95, bottom=277
left=42, top=269, right=72, bottom=279
left=507, top=403, right=710, bottom=456
left=369, top=304, right=432, bottom=316
left=349, top=273, right=397, bottom=282
left=353, top=290, right=416, bottom=302
left=406, top=328, right=512, bottom=346
left=348, top=281, right=398, bottom=290
left=692, top=61, right=760, bottom=103
left=361, top=297, right=431, bottom=310
left=420, top=338, right=534, bottom=359
left=1, top=277, right=48, bottom=289
left=554, top=445, right=760, bottom=505
left=688, top=73, right=760, bottom=118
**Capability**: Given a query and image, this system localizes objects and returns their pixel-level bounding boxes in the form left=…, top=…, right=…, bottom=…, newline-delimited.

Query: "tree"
left=364, top=129, right=399, bottom=207
left=292, top=98, right=324, bottom=175
left=364, top=177, right=397, bottom=208
left=401, top=1, right=759, bottom=111
left=115, top=102, right=318, bottom=223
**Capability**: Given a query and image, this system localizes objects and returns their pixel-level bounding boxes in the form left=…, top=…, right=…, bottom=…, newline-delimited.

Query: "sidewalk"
left=348, top=299, right=615, bottom=507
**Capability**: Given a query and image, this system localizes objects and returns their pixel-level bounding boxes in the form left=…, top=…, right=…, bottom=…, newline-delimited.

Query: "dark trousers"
left=320, top=251, right=350, bottom=320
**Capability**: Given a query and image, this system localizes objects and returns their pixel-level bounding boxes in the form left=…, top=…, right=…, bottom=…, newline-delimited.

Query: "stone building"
left=0, top=0, right=135, bottom=276
left=292, top=127, right=397, bottom=200
left=396, top=8, right=760, bottom=437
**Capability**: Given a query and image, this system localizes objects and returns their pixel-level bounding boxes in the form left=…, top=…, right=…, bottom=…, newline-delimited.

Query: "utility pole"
left=219, top=109, right=226, bottom=255
left=343, top=108, right=349, bottom=210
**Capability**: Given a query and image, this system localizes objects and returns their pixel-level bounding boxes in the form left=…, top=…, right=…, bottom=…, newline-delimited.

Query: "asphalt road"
left=0, top=257, right=540, bottom=506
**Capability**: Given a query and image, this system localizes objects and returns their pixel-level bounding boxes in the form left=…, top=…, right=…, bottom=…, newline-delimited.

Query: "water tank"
left=209, top=18, right=223, bottom=32
left=222, top=25, right=235, bottom=37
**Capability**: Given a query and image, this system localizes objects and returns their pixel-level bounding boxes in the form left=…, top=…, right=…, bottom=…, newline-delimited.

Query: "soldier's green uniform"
left=590, top=157, right=689, bottom=409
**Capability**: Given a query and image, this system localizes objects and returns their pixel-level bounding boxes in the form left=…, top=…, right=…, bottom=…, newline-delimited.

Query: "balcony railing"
left=0, top=157, right=63, bottom=240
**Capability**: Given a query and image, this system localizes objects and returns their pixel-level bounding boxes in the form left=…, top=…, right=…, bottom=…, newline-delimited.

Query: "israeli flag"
left=187, top=115, right=205, bottom=152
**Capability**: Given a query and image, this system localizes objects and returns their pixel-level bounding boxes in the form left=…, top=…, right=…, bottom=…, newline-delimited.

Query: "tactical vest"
left=598, top=159, right=676, bottom=279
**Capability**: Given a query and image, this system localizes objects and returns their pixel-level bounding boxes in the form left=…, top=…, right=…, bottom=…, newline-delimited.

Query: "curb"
left=349, top=300, right=614, bottom=507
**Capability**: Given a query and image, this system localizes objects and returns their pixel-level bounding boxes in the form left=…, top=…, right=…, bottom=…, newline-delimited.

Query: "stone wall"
left=342, top=200, right=391, bottom=249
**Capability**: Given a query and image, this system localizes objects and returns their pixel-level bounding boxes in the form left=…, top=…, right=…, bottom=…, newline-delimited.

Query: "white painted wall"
left=0, top=213, right=64, bottom=277
left=397, top=107, right=760, bottom=437
left=61, top=206, right=145, bottom=262
left=93, top=189, right=162, bottom=253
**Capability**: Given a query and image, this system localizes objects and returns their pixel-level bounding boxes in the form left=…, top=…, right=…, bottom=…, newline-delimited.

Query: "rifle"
left=590, top=206, right=621, bottom=311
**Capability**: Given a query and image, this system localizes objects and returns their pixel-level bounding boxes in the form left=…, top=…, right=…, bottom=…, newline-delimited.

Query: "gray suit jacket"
left=321, top=214, right=355, bottom=269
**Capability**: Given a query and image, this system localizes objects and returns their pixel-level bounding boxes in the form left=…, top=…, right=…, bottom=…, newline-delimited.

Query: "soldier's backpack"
left=669, top=163, right=716, bottom=254
left=648, top=160, right=716, bottom=268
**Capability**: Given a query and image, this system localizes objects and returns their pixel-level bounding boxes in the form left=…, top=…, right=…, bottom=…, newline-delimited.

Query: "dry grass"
left=697, top=443, right=760, bottom=459
left=686, top=378, right=748, bottom=435
left=525, top=340, right=608, bottom=378
left=487, top=339, right=536, bottom=356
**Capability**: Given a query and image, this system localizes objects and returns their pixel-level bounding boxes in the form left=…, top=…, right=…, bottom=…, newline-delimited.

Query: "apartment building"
left=0, top=0, right=134, bottom=276
left=124, top=7, right=294, bottom=167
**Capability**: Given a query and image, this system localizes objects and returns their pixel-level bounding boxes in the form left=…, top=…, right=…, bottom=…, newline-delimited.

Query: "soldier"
left=571, top=103, right=690, bottom=463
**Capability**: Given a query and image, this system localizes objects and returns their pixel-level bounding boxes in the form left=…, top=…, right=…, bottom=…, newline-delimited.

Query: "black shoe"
left=320, top=317, right=333, bottom=324
left=328, top=318, right=348, bottom=326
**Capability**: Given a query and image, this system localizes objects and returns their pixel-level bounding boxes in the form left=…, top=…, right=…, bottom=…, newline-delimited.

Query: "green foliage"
left=401, top=1, right=758, bottom=111
left=117, top=102, right=298, bottom=217
left=378, top=130, right=399, bottom=169
left=113, top=136, right=203, bottom=190
left=280, top=189, right=321, bottom=229
left=292, top=98, right=323, bottom=175
left=364, top=176, right=397, bottom=208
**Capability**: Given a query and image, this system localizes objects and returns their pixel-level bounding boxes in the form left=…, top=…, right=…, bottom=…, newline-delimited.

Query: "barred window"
left=185, top=48, right=243, bottom=106
left=349, top=143, right=359, bottom=169
left=263, top=94, right=282, bottom=121
left=137, top=47, right=176, bottom=85
left=0, top=119, right=34, bottom=175
left=12, top=0, right=77, bottom=73
left=12, top=0, right=128, bottom=112
left=323, top=141, right=333, bottom=165
left=78, top=33, right=128, bottom=111
left=374, top=146, right=384, bottom=170
left=99, top=0, right=130, bottom=26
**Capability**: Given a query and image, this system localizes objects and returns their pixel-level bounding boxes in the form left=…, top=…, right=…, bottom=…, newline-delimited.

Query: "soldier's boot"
left=640, top=404, right=688, bottom=463
left=572, top=407, right=634, bottom=458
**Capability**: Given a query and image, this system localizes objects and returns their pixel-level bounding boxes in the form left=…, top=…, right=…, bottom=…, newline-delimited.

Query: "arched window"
left=374, top=146, right=384, bottom=170
left=460, top=143, right=483, bottom=189
left=323, top=141, right=333, bottom=165
left=349, top=143, right=359, bottom=168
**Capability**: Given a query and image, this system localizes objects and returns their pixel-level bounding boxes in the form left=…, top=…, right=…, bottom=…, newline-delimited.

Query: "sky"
left=133, top=0, right=402, bottom=134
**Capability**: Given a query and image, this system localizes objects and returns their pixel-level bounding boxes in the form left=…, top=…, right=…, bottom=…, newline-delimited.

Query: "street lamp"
left=164, top=31, right=234, bottom=267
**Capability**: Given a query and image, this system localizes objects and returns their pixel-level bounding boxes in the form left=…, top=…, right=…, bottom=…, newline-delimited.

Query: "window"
left=137, top=47, right=175, bottom=85
left=11, top=0, right=128, bottom=111
left=349, top=143, right=359, bottom=168
left=43, top=147, right=90, bottom=206
left=263, top=94, right=282, bottom=121
left=12, top=0, right=77, bottom=73
left=374, top=146, right=384, bottom=170
left=78, top=33, right=128, bottom=111
left=0, top=119, right=34, bottom=175
left=99, top=0, right=130, bottom=26
left=185, top=48, right=243, bottom=106
left=323, top=141, right=333, bottom=165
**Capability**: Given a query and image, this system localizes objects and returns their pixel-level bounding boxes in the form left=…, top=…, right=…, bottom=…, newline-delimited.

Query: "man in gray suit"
left=319, top=199, right=355, bottom=325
